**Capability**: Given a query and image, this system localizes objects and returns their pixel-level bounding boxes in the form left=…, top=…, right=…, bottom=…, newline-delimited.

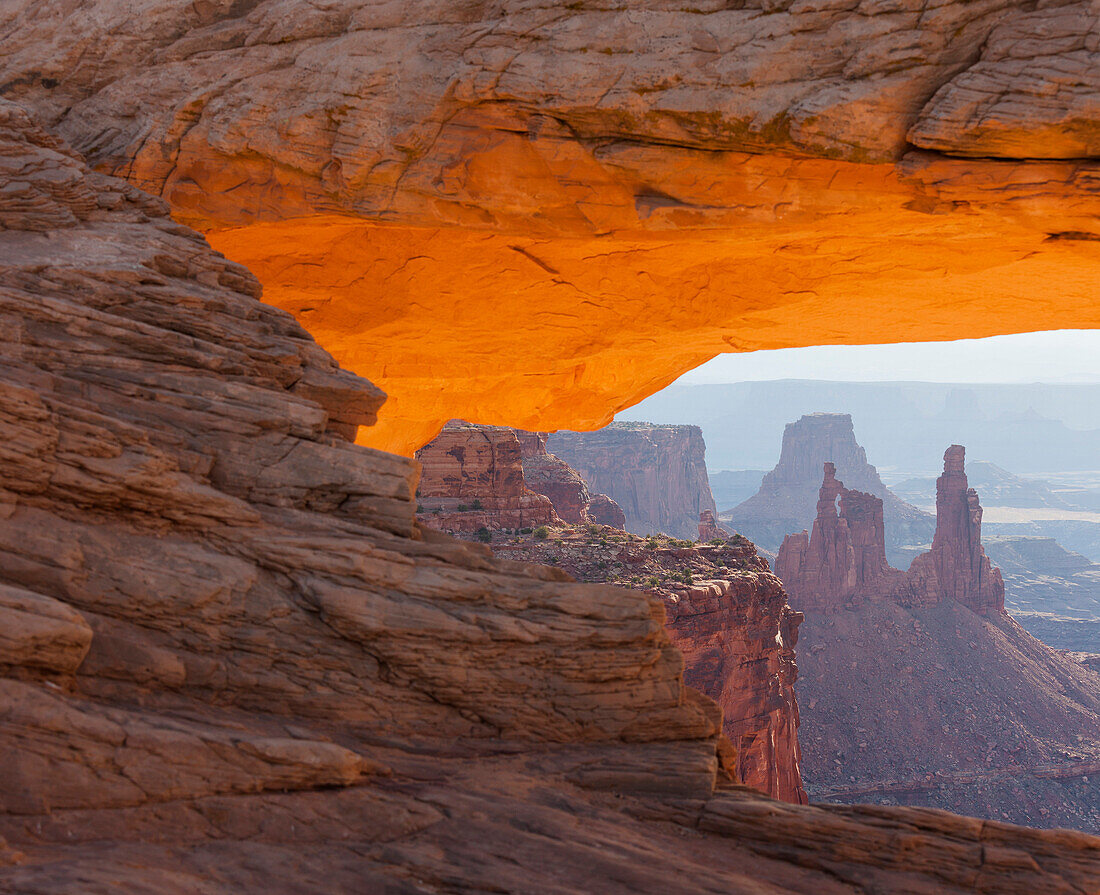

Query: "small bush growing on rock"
left=476, top=527, right=492, bottom=543
left=416, top=504, right=424, bottom=513
left=709, top=538, right=725, bottom=546
left=457, top=504, right=468, bottom=512
left=471, top=499, right=483, bottom=510
left=534, top=526, right=549, bottom=539
left=587, top=524, right=600, bottom=536
left=645, top=576, right=658, bottom=587
left=520, top=527, right=533, bottom=534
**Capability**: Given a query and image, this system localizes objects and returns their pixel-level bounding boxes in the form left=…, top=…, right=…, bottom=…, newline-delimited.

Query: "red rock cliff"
left=778, top=450, right=1004, bottom=615
left=547, top=423, right=717, bottom=540
left=487, top=528, right=807, bottom=805
left=414, top=421, right=557, bottom=531
left=516, top=430, right=626, bottom=528
left=776, top=463, right=901, bottom=611
left=1, top=97, right=1097, bottom=892
left=660, top=548, right=807, bottom=805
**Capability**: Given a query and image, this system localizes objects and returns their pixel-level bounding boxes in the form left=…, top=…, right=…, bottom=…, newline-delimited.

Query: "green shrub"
left=587, top=524, right=600, bottom=536
left=457, top=504, right=468, bottom=512
left=520, top=527, right=533, bottom=534
left=476, top=527, right=492, bottom=543
left=471, top=499, right=483, bottom=510
left=534, top=526, right=549, bottom=540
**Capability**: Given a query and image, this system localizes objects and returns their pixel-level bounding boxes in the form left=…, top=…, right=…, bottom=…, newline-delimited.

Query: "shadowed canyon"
left=2, top=0, right=1100, bottom=891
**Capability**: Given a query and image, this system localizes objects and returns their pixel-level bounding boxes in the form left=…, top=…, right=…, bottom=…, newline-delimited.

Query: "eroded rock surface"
left=1, top=0, right=1098, bottom=453
left=413, top=420, right=557, bottom=531
left=548, top=422, right=717, bottom=540
left=775, top=453, right=1099, bottom=830
left=518, top=429, right=626, bottom=528
left=2, top=97, right=1099, bottom=892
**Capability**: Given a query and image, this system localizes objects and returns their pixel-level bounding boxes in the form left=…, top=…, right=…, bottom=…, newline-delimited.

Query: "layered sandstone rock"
left=2, top=97, right=1099, bottom=893
left=413, top=421, right=556, bottom=531
left=728, top=413, right=935, bottom=564
left=697, top=510, right=730, bottom=542
left=414, top=423, right=626, bottom=529
left=778, top=449, right=1004, bottom=614
left=586, top=492, right=628, bottom=530
left=775, top=463, right=902, bottom=612
left=517, top=429, right=626, bottom=527
left=776, top=454, right=1097, bottom=828
left=3, top=0, right=1098, bottom=453
left=905, top=445, right=1006, bottom=614
left=489, top=526, right=806, bottom=804
left=548, top=423, right=717, bottom=540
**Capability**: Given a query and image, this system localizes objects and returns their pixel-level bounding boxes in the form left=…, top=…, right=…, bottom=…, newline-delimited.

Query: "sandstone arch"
left=4, top=0, right=1097, bottom=454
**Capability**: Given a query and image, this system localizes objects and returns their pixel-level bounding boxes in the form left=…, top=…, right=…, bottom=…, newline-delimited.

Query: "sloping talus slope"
left=2, top=100, right=1099, bottom=892
left=2, top=0, right=1098, bottom=453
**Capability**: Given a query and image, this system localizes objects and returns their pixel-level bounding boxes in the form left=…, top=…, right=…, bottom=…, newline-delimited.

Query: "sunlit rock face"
left=3, top=0, right=1098, bottom=454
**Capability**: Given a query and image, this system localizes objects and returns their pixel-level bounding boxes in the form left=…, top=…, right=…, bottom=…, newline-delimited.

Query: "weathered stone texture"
left=1, top=1, right=1097, bottom=454
left=548, top=423, right=717, bottom=539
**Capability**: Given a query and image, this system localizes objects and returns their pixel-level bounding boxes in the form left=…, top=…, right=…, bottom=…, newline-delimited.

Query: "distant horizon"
left=674, top=330, right=1100, bottom=385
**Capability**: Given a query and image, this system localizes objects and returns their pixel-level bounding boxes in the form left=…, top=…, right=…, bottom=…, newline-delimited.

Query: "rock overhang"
left=3, top=0, right=1097, bottom=455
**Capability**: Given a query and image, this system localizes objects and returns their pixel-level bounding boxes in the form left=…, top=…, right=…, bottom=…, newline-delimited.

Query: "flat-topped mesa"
left=775, top=463, right=901, bottom=611
left=697, top=510, right=730, bottom=542
left=414, top=422, right=557, bottom=531
left=906, top=445, right=1006, bottom=614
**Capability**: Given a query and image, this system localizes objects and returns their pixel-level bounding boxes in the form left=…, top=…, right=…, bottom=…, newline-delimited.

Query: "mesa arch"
left=4, top=0, right=1098, bottom=454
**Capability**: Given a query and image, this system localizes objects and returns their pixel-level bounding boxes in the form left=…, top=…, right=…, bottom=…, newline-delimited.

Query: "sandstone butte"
left=2, top=0, right=1099, bottom=454
left=5, top=99, right=1100, bottom=892
left=415, top=422, right=802, bottom=804
left=774, top=452, right=1100, bottom=829
left=726, top=412, right=934, bottom=564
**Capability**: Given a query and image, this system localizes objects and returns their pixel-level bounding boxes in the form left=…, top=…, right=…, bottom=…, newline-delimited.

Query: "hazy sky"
left=678, top=330, right=1100, bottom=384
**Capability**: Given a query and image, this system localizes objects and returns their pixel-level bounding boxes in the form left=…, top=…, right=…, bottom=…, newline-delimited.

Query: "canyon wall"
left=2, top=0, right=1098, bottom=453
left=547, top=423, right=717, bottom=540
left=415, top=422, right=802, bottom=802
left=413, top=421, right=557, bottom=531
left=414, top=423, right=627, bottom=530
left=486, top=527, right=807, bottom=804
left=727, top=413, right=935, bottom=564
left=518, top=429, right=627, bottom=529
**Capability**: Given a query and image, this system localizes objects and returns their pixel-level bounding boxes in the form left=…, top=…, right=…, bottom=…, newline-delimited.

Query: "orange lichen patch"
left=208, top=193, right=1100, bottom=456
